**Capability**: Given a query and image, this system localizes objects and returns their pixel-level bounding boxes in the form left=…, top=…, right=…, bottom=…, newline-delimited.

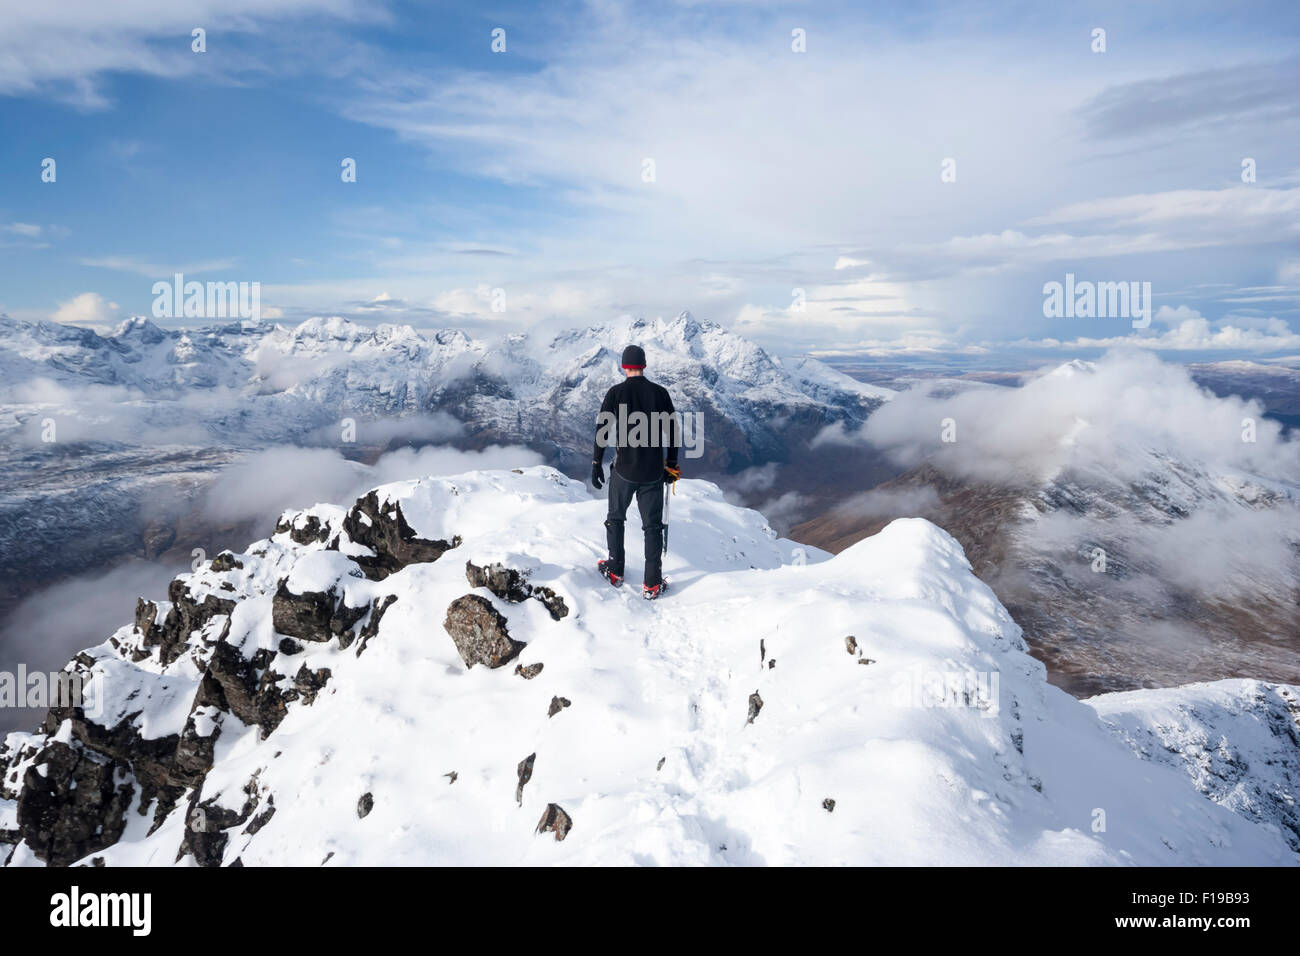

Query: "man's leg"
left=604, top=469, right=634, bottom=576
left=635, top=478, right=665, bottom=587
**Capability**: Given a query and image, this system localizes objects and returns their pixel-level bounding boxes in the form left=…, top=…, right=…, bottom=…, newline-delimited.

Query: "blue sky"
left=1, top=0, right=1298, bottom=359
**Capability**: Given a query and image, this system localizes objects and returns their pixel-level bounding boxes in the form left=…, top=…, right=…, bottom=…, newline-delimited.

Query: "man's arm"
left=663, top=387, right=680, bottom=468
left=592, top=387, right=615, bottom=465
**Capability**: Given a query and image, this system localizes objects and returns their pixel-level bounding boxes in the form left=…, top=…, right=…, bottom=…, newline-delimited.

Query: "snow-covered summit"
left=1, top=467, right=1294, bottom=866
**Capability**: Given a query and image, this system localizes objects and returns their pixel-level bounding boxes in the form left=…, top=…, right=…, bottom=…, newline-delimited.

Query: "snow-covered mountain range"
left=0, top=311, right=890, bottom=616
left=0, top=311, right=888, bottom=459
left=2, top=467, right=1296, bottom=866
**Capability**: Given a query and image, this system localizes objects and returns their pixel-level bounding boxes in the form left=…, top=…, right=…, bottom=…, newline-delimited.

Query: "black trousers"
left=605, top=469, right=664, bottom=586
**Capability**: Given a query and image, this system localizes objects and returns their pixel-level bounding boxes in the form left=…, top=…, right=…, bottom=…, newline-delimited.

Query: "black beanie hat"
left=621, top=345, right=646, bottom=369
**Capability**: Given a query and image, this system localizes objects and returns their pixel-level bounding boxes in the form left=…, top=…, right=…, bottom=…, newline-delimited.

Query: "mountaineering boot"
left=597, top=559, right=623, bottom=587
left=642, top=579, right=669, bottom=600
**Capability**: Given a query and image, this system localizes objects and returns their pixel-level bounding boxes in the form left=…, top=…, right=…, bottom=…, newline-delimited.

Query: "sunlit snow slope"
left=1, top=467, right=1295, bottom=865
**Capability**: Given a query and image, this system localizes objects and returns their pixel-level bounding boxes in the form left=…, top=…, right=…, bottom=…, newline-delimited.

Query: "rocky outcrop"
left=15, top=741, right=134, bottom=867
left=272, top=580, right=368, bottom=643
left=210, top=551, right=244, bottom=572
left=135, top=578, right=237, bottom=667
left=465, top=560, right=569, bottom=621
left=443, top=594, right=526, bottom=669
left=465, top=560, right=531, bottom=602
left=274, top=513, right=332, bottom=545
left=352, top=595, right=397, bottom=656
left=178, top=774, right=267, bottom=867
left=204, top=644, right=290, bottom=738
left=343, top=491, right=458, bottom=580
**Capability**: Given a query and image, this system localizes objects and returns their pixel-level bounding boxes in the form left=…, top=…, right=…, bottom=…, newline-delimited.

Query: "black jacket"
left=592, top=376, right=680, bottom=483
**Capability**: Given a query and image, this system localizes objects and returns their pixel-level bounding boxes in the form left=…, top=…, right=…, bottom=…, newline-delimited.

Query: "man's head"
left=621, top=344, right=646, bottom=377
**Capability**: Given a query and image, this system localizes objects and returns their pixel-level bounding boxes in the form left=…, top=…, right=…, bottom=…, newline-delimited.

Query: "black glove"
left=663, top=463, right=680, bottom=485
left=591, top=460, right=604, bottom=489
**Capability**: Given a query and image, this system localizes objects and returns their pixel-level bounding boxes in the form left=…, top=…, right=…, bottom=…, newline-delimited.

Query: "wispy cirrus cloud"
left=0, top=0, right=382, bottom=108
left=81, top=255, right=242, bottom=277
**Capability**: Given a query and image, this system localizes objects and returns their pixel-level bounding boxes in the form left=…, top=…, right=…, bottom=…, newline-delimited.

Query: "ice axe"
left=663, top=465, right=681, bottom=553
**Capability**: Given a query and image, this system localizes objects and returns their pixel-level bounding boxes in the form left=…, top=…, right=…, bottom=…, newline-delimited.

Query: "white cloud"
left=51, top=292, right=118, bottom=325
left=854, top=351, right=1298, bottom=484
left=832, top=351, right=1300, bottom=605
left=1015, top=307, right=1300, bottom=353
left=81, top=255, right=241, bottom=277
left=0, top=0, right=378, bottom=108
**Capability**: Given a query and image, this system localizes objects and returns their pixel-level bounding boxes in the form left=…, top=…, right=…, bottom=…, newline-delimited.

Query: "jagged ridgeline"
left=1, top=470, right=569, bottom=866
left=2, top=467, right=1297, bottom=866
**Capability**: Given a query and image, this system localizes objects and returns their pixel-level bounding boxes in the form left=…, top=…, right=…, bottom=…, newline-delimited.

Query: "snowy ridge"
left=1090, top=680, right=1300, bottom=853
left=1, top=467, right=1295, bottom=866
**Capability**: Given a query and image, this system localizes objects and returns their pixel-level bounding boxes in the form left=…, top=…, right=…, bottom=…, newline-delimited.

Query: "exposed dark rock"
left=39, top=669, right=212, bottom=830
left=343, top=491, right=458, bottom=580
left=747, top=690, right=763, bottom=724
left=272, top=579, right=367, bottom=644
left=152, top=579, right=237, bottom=666
left=444, top=771, right=458, bottom=785
left=275, top=512, right=332, bottom=546
left=466, top=560, right=531, bottom=602
left=444, top=594, right=525, bottom=669
left=179, top=776, right=264, bottom=868
left=134, top=598, right=159, bottom=638
left=204, top=643, right=289, bottom=737
left=768, top=659, right=776, bottom=669
left=858, top=657, right=876, bottom=666
left=15, top=740, right=134, bottom=866
left=289, top=664, right=332, bottom=706
left=244, top=796, right=276, bottom=836
left=515, top=662, right=544, bottom=680
left=760, top=639, right=766, bottom=663
left=845, top=636, right=858, bottom=655
left=278, top=637, right=303, bottom=656
left=357, top=792, right=374, bottom=819
left=352, top=594, right=397, bottom=656
left=547, top=696, right=571, bottom=718
left=531, top=586, right=569, bottom=621
left=657, top=757, right=666, bottom=771
left=210, top=552, right=244, bottom=572
left=465, top=560, right=569, bottom=621
left=823, top=798, right=836, bottom=812
left=535, top=803, right=572, bottom=842
left=516, top=753, right=535, bottom=806
left=172, top=680, right=225, bottom=788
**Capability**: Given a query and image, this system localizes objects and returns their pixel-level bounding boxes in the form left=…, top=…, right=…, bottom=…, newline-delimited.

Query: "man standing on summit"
left=592, top=344, right=681, bottom=599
